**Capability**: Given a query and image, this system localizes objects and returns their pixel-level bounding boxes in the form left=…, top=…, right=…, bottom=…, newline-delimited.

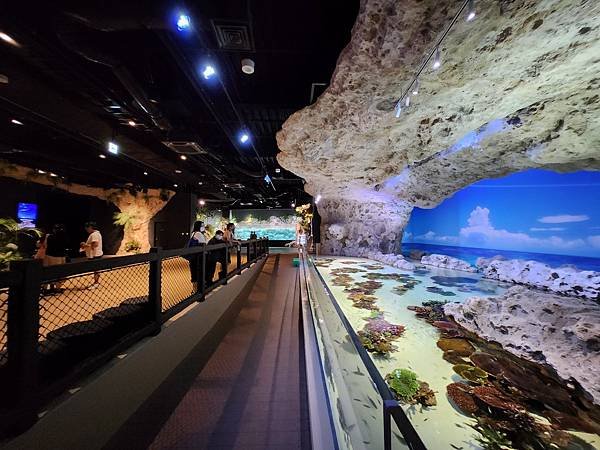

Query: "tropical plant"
left=124, top=240, right=142, bottom=254
left=113, top=210, right=140, bottom=230
left=0, top=218, right=43, bottom=270
left=295, top=203, right=313, bottom=232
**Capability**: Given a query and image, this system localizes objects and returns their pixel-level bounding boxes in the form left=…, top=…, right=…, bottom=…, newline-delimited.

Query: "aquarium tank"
left=231, top=209, right=297, bottom=241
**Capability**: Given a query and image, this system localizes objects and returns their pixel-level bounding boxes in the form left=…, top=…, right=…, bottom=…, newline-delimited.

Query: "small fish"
left=450, top=445, right=463, bottom=450
left=367, top=396, right=378, bottom=408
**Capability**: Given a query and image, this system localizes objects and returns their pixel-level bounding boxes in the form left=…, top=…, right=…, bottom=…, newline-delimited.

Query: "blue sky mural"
left=403, top=169, right=600, bottom=258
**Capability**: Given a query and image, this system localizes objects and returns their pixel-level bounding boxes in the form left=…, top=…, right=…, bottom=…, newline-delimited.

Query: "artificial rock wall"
left=276, top=0, right=600, bottom=255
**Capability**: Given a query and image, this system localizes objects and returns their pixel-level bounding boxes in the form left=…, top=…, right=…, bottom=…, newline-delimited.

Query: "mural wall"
left=402, top=169, right=600, bottom=271
left=230, top=209, right=297, bottom=241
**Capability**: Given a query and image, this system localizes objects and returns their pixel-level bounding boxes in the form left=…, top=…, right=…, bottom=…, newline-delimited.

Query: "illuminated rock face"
left=277, top=0, right=600, bottom=254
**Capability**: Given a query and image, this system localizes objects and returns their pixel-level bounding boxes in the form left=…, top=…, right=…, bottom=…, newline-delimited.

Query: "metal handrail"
left=303, top=253, right=427, bottom=450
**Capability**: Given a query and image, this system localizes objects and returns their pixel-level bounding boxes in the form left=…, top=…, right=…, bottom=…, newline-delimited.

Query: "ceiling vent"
left=162, top=141, right=207, bottom=155
left=211, top=21, right=254, bottom=51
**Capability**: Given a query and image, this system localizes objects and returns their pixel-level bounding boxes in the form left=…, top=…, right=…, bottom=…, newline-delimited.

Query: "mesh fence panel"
left=0, top=289, right=8, bottom=367
left=38, top=263, right=149, bottom=357
left=161, top=256, right=195, bottom=312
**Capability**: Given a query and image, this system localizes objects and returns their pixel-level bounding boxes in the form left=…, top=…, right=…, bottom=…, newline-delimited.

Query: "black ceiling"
left=0, top=0, right=358, bottom=208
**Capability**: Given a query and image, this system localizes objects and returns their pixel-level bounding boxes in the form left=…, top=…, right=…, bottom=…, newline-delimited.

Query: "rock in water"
left=421, top=254, right=476, bottom=273
left=476, top=258, right=600, bottom=300
left=444, top=286, right=600, bottom=405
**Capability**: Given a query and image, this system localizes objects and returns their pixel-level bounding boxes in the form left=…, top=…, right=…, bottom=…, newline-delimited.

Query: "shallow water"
left=315, top=256, right=600, bottom=450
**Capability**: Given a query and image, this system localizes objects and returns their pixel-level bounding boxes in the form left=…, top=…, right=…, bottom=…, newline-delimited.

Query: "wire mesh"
left=161, top=256, right=196, bottom=312
left=38, top=262, right=150, bottom=359
left=0, top=289, right=8, bottom=367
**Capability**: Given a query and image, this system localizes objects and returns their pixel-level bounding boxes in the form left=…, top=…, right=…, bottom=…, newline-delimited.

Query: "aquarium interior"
left=231, top=208, right=297, bottom=241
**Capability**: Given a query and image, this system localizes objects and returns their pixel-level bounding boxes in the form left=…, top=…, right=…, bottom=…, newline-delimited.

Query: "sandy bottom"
left=316, top=256, right=600, bottom=450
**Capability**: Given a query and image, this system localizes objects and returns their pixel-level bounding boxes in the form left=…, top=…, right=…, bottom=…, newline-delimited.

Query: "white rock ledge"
left=444, top=286, right=600, bottom=405
left=329, top=247, right=416, bottom=271
left=421, top=254, right=476, bottom=272
left=477, top=257, right=600, bottom=300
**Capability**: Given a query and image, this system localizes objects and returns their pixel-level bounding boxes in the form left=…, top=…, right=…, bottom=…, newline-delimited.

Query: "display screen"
left=232, top=209, right=297, bottom=241
left=17, top=202, right=38, bottom=228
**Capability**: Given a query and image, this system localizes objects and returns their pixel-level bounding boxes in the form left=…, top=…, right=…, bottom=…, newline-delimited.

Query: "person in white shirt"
left=80, top=221, right=103, bottom=288
left=188, top=221, right=207, bottom=291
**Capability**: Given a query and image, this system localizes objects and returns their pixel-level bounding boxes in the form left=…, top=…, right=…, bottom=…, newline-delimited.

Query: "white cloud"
left=588, top=236, right=600, bottom=248
left=529, top=227, right=565, bottom=232
left=538, top=214, right=589, bottom=224
left=414, top=231, right=458, bottom=245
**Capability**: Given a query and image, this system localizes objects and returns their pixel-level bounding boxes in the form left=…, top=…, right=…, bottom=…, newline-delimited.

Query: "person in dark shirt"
left=206, top=230, right=227, bottom=286
left=44, top=224, right=68, bottom=293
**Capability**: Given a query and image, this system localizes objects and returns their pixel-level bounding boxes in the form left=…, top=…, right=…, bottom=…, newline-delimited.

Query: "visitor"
left=80, top=221, right=103, bottom=289
left=297, top=227, right=307, bottom=248
left=44, top=224, right=68, bottom=293
left=187, top=220, right=207, bottom=291
left=206, top=230, right=227, bottom=286
left=223, top=222, right=240, bottom=265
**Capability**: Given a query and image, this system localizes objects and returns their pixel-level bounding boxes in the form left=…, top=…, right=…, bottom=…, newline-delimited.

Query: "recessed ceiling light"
left=173, top=183, right=178, bottom=188
left=180, top=154, right=187, bottom=160
left=50, top=173, right=58, bottom=177
left=10, top=119, right=23, bottom=125
left=108, top=141, right=119, bottom=154
left=143, top=171, right=148, bottom=176
left=99, top=154, right=107, bottom=159
left=241, top=58, right=255, bottom=75
left=37, top=170, right=46, bottom=174
left=239, top=132, right=250, bottom=144
left=199, top=200, right=206, bottom=206
left=0, top=32, right=20, bottom=48
left=198, top=181, right=203, bottom=185
left=128, top=120, right=136, bottom=126
left=175, top=169, right=182, bottom=174
left=176, top=14, right=191, bottom=31
left=275, top=168, right=281, bottom=173
left=202, top=65, right=216, bottom=80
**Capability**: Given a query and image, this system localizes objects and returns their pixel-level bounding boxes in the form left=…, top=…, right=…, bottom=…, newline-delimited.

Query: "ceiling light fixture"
left=0, top=32, right=20, bottom=47
left=50, top=173, right=58, bottom=177
left=264, top=174, right=272, bottom=184
left=175, top=169, right=182, bottom=174
left=176, top=14, right=191, bottom=31
left=128, top=120, right=136, bottom=126
left=239, top=132, right=250, bottom=144
left=107, top=141, right=119, bottom=155
left=11, top=119, right=23, bottom=125
left=143, top=171, right=148, bottom=176
left=275, top=168, right=281, bottom=173
left=173, top=184, right=178, bottom=188
left=99, top=154, right=107, bottom=159
left=180, top=155, right=187, bottom=160
left=241, top=58, right=255, bottom=75
left=37, top=170, right=46, bottom=174
left=202, top=65, right=216, bottom=80
left=466, top=0, right=476, bottom=21
left=199, top=200, right=206, bottom=206
left=291, top=202, right=296, bottom=208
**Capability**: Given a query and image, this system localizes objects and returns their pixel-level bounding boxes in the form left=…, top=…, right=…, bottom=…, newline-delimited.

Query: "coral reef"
left=476, top=257, right=600, bottom=300
left=386, top=368, right=436, bottom=407
left=444, top=286, right=600, bottom=405
left=358, top=329, right=395, bottom=355
left=406, top=300, right=448, bottom=323
left=421, top=254, right=476, bottom=273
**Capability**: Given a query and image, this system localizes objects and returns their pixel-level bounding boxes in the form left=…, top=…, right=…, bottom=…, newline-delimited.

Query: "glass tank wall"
left=230, top=208, right=297, bottom=241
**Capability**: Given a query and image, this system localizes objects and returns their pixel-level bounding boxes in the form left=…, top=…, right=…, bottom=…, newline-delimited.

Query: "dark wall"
left=0, top=177, right=123, bottom=256
left=150, top=192, right=196, bottom=250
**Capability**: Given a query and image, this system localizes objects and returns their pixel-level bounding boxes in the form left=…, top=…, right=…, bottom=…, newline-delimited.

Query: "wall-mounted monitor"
left=17, top=202, right=38, bottom=228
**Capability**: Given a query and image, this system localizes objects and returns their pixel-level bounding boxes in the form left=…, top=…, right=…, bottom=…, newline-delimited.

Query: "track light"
left=432, top=47, right=442, bottom=70
left=0, top=32, right=20, bottom=48
left=37, top=170, right=46, bottom=174
left=143, top=171, right=148, bottom=176
left=128, top=120, right=136, bottom=126
left=466, top=0, right=476, bottom=21
left=99, top=154, right=107, bottom=159
left=10, top=119, right=23, bottom=125
left=199, top=200, right=206, bottom=206
left=173, top=184, right=178, bottom=188
left=239, top=132, right=250, bottom=144
left=175, top=169, right=182, bottom=174
left=108, top=141, right=119, bottom=155
left=202, top=65, right=216, bottom=79
left=176, top=14, right=191, bottom=31
left=180, top=154, right=187, bottom=160
left=412, top=79, right=419, bottom=96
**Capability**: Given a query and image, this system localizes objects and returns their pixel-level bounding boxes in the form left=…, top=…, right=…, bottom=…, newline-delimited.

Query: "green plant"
left=472, top=422, right=511, bottom=450
left=386, top=369, right=420, bottom=402
left=0, top=218, right=42, bottom=270
left=124, top=240, right=142, bottom=254
left=113, top=210, right=140, bottom=230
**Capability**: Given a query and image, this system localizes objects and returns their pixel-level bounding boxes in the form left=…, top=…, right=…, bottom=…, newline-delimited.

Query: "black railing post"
left=237, top=244, right=242, bottom=273
left=7, top=259, right=42, bottom=431
left=383, top=405, right=392, bottom=450
left=148, top=247, right=162, bottom=333
left=223, top=245, right=229, bottom=285
left=199, top=247, right=207, bottom=302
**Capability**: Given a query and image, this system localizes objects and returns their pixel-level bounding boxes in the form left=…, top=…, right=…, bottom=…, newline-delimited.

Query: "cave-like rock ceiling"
left=277, top=0, right=600, bottom=209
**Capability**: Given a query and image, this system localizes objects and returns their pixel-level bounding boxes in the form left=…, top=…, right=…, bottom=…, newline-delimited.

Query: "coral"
left=407, top=300, right=448, bottom=323
left=426, top=286, right=456, bottom=296
left=386, top=369, right=420, bottom=402
left=414, top=381, right=437, bottom=407
left=447, top=382, right=479, bottom=415
left=331, top=267, right=365, bottom=274
left=471, top=386, right=524, bottom=414
left=453, top=364, right=488, bottom=384
left=364, top=312, right=405, bottom=338
left=358, top=330, right=395, bottom=355
left=347, top=292, right=380, bottom=311
left=436, top=338, right=475, bottom=357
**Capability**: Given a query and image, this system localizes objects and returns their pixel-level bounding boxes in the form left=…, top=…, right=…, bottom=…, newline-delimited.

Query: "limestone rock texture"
left=0, top=163, right=173, bottom=254
left=276, top=0, right=600, bottom=255
left=444, top=286, right=600, bottom=405
left=421, top=254, right=476, bottom=272
left=477, top=257, right=600, bottom=299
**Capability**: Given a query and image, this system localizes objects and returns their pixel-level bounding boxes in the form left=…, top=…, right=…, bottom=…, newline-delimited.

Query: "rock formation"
left=276, top=0, right=600, bottom=255
left=444, top=286, right=600, bottom=405
left=0, top=162, right=173, bottom=254
left=477, top=257, right=600, bottom=300
left=421, top=254, right=475, bottom=272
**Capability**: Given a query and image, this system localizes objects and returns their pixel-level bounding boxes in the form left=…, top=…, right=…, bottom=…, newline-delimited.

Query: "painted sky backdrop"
left=403, top=169, right=600, bottom=258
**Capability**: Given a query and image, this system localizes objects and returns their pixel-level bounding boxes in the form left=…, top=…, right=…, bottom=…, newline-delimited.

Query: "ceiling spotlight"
left=37, top=170, right=46, bottom=174
left=99, top=154, right=107, bottom=159
left=202, top=65, right=216, bottom=80
left=107, top=141, right=119, bottom=155
left=466, top=0, right=476, bottom=21
left=432, top=47, right=442, bottom=70
left=50, top=173, right=58, bottom=177
left=412, top=79, right=420, bottom=96
left=239, top=132, right=250, bottom=144
left=291, top=202, right=296, bottom=208
left=241, top=58, right=255, bottom=75
left=199, top=200, right=206, bottom=206
left=0, top=32, right=20, bottom=47
left=180, top=154, right=187, bottom=160
left=128, top=120, right=136, bottom=126
left=176, top=14, right=191, bottom=31
left=10, top=119, right=23, bottom=125
left=143, top=171, right=148, bottom=176
left=173, top=183, right=178, bottom=188
left=198, top=181, right=203, bottom=185
left=275, top=168, right=281, bottom=173
left=175, top=169, right=182, bottom=174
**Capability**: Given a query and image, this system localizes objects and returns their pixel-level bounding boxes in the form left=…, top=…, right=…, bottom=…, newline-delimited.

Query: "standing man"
left=80, top=221, right=103, bottom=289
left=206, top=230, right=227, bottom=285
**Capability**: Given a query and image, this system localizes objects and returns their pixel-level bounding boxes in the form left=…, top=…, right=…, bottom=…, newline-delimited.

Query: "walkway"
left=106, top=253, right=310, bottom=450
